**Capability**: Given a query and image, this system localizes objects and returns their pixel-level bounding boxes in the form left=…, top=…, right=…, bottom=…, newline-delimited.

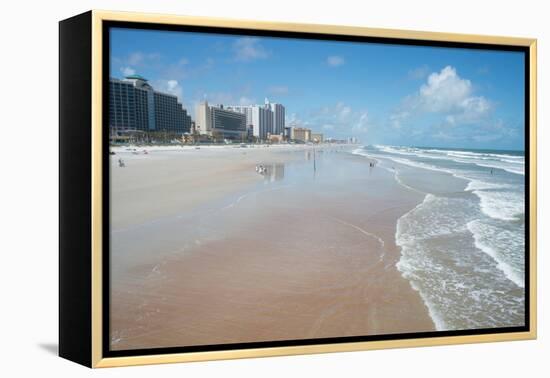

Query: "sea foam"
left=353, top=145, right=526, bottom=330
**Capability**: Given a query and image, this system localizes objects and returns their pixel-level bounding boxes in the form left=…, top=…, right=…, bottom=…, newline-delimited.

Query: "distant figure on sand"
left=256, top=164, right=266, bottom=175
left=118, top=158, right=125, bottom=168
left=490, top=168, right=493, bottom=175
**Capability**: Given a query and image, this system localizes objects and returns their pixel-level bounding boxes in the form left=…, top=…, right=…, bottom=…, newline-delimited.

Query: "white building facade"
left=228, top=104, right=274, bottom=141
left=195, top=101, right=212, bottom=134
left=195, top=101, right=247, bottom=140
left=266, top=99, right=285, bottom=136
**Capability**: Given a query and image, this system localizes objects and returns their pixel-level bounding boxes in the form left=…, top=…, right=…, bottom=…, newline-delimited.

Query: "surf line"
left=330, top=216, right=386, bottom=261
left=350, top=149, right=425, bottom=195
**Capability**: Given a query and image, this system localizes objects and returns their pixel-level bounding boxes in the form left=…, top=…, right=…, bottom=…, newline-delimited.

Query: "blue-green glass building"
left=109, top=75, right=191, bottom=134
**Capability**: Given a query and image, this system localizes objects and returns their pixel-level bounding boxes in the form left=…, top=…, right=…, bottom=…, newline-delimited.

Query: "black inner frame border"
left=101, top=20, right=531, bottom=358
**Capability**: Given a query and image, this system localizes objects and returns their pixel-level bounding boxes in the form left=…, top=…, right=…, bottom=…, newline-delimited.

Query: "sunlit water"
left=353, top=145, right=525, bottom=331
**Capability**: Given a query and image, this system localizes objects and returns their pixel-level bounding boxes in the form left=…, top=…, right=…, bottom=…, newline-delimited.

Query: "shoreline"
left=352, top=148, right=447, bottom=331
left=110, top=145, right=435, bottom=350
left=355, top=145, right=525, bottom=331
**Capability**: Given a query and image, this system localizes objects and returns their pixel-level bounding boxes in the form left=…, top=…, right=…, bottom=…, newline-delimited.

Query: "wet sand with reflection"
left=110, top=145, right=434, bottom=350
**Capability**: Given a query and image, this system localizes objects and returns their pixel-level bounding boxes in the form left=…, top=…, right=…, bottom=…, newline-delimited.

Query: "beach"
left=356, top=146, right=525, bottom=331
left=110, top=143, right=526, bottom=350
left=109, top=144, right=436, bottom=350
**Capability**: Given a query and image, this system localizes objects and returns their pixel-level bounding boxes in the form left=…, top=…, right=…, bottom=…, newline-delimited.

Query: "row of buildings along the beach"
left=109, top=74, right=347, bottom=145
left=195, top=100, right=285, bottom=142
left=286, top=127, right=324, bottom=144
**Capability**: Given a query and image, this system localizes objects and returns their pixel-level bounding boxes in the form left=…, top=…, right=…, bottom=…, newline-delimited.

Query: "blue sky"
left=110, top=28, right=525, bottom=150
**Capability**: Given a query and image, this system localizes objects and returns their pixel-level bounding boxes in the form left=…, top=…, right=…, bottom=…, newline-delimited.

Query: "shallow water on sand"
left=354, top=145, right=525, bottom=331
left=109, top=147, right=435, bottom=349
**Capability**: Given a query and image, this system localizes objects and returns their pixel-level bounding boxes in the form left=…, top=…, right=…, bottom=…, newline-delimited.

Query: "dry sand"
left=109, top=145, right=435, bottom=350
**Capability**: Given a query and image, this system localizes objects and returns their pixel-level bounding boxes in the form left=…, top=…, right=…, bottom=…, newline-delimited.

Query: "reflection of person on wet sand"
left=255, top=164, right=266, bottom=175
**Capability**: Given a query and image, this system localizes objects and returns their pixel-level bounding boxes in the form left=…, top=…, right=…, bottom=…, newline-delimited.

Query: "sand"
left=109, top=145, right=435, bottom=350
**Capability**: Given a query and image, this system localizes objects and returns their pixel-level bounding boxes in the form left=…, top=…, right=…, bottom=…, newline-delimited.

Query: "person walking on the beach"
left=118, top=158, right=125, bottom=168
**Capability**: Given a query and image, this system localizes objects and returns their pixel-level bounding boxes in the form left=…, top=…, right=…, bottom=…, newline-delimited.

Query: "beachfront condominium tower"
left=228, top=104, right=275, bottom=141
left=196, top=101, right=247, bottom=141
left=109, top=75, right=191, bottom=134
left=292, top=127, right=311, bottom=143
left=265, top=99, right=285, bottom=136
left=226, top=105, right=253, bottom=134
left=195, top=101, right=212, bottom=135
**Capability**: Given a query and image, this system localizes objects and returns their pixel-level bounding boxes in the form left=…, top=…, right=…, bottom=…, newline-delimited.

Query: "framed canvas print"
left=59, top=10, right=537, bottom=368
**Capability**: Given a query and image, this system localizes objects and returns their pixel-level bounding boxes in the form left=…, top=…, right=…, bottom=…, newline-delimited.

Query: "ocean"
left=353, top=145, right=526, bottom=331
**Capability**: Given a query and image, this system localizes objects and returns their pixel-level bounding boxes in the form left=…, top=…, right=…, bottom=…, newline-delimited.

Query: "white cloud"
left=233, top=38, right=270, bottom=62
left=166, top=80, right=179, bottom=91
left=418, top=66, right=473, bottom=112
left=153, top=79, right=183, bottom=102
left=286, top=113, right=305, bottom=127
left=120, top=67, right=135, bottom=76
left=326, top=55, right=345, bottom=67
left=306, top=102, right=369, bottom=135
left=445, top=96, right=492, bottom=125
left=164, top=57, right=214, bottom=82
left=390, top=111, right=410, bottom=129
left=126, top=52, right=161, bottom=66
left=336, top=102, right=352, bottom=119
left=392, top=65, right=493, bottom=128
left=353, top=112, right=369, bottom=132
left=127, top=52, right=144, bottom=66
left=114, top=51, right=161, bottom=79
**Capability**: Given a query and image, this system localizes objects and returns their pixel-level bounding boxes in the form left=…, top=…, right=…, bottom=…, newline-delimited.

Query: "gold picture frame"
left=59, top=10, right=537, bottom=368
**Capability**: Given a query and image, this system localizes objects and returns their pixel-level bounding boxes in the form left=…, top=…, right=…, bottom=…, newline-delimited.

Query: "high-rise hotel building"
left=109, top=75, right=192, bottom=134
left=227, top=99, right=284, bottom=141
left=195, top=101, right=247, bottom=141
left=228, top=104, right=272, bottom=140
left=267, top=100, right=285, bottom=136
left=292, top=127, right=311, bottom=143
